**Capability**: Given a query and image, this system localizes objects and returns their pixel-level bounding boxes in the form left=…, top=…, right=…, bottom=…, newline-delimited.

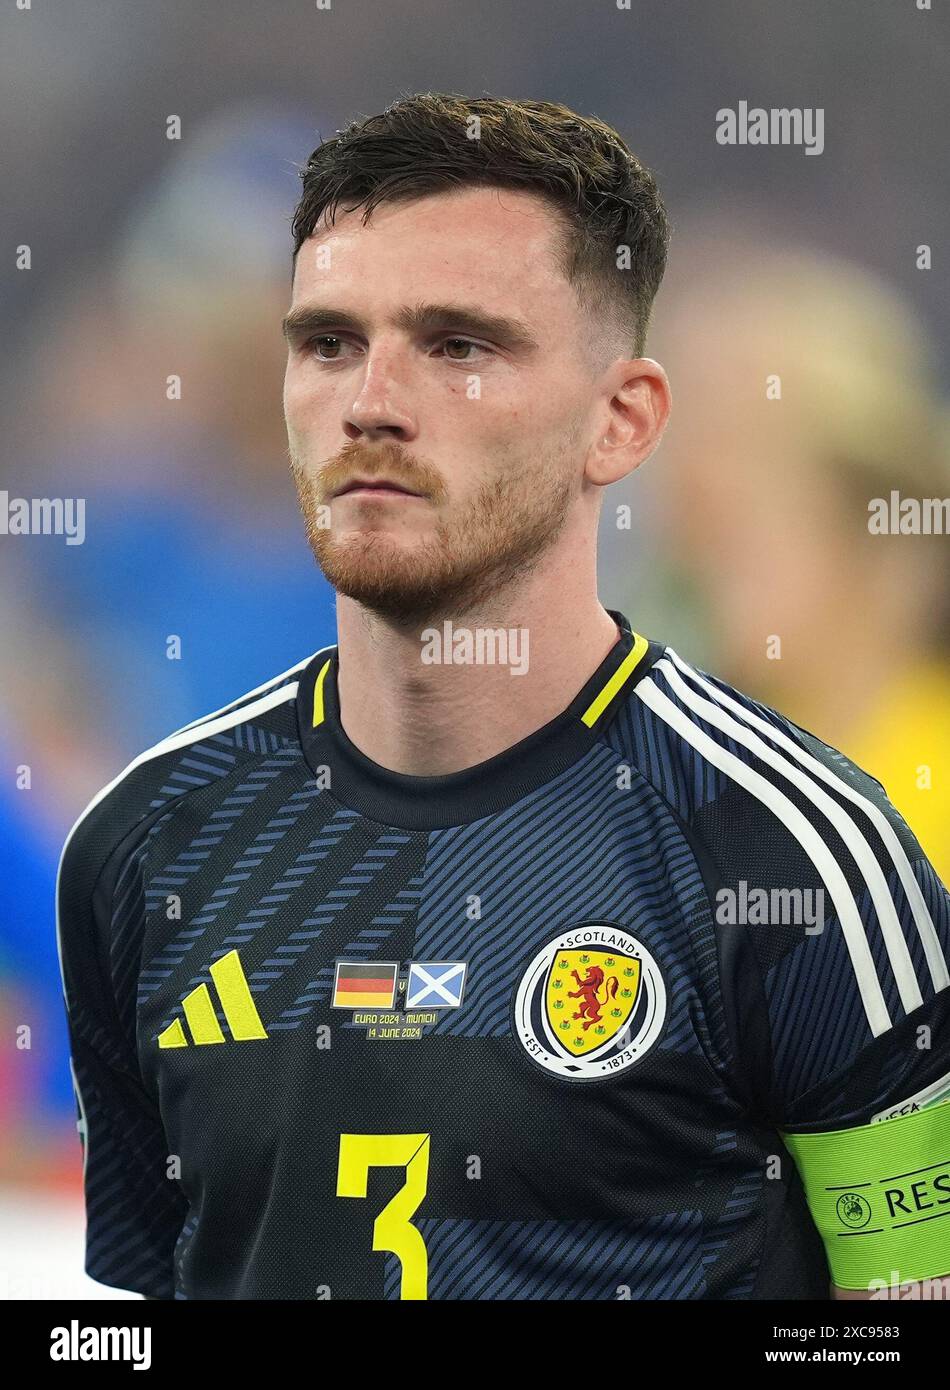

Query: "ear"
left=586, top=358, right=671, bottom=487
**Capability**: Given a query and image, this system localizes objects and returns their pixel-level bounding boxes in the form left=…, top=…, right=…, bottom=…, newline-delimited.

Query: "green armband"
left=781, top=1098, right=950, bottom=1290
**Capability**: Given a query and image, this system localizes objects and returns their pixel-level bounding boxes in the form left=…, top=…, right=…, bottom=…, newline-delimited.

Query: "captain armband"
left=781, top=1098, right=950, bottom=1290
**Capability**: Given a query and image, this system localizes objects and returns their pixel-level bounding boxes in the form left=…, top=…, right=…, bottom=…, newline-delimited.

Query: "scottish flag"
left=405, top=961, right=467, bottom=1009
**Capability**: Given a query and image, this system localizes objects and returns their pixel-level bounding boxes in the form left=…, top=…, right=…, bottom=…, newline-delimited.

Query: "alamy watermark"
left=420, top=621, right=529, bottom=675
left=868, top=1273, right=949, bottom=1300
left=50, top=1321, right=151, bottom=1369
left=715, top=881, right=825, bottom=931
left=716, top=102, right=824, bottom=156
left=868, top=491, right=950, bottom=535
left=1, top=490, right=85, bottom=544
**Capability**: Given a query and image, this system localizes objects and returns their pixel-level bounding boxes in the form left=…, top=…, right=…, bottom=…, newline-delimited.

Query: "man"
left=57, top=93, right=950, bottom=1300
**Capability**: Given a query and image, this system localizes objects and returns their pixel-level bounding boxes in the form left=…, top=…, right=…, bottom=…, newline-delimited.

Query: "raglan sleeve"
left=732, top=731, right=950, bottom=1292
left=57, top=791, right=188, bottom=1298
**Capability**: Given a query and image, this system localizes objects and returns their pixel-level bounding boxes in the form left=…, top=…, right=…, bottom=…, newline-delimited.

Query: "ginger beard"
left=290, top=436, right=580, bottom=626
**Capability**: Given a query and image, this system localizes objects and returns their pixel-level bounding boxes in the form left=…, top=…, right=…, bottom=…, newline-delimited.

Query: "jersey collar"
left=295, top=609, right=659, bottom=829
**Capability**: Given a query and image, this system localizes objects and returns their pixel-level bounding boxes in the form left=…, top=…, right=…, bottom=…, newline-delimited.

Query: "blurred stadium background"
left=1, top=0, right=947, bottom=1296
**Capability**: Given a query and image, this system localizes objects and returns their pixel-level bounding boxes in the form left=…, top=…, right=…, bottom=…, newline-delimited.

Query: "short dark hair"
left=290, top=92, right=670, bottom=360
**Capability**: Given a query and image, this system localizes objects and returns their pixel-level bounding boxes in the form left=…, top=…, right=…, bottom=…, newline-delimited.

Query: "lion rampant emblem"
left=567, top=963, right=620, bottom=1029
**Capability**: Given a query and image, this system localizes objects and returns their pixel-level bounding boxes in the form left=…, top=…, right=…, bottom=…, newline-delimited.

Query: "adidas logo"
left=158, top=949, right=268, bottom=1048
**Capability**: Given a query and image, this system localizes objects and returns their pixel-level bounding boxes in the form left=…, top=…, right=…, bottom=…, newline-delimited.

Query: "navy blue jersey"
left=56, top=611, right=950, bottom=1299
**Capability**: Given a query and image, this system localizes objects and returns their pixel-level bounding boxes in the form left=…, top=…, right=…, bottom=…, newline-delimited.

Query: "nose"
left=342, top=348, right=416, bottom=443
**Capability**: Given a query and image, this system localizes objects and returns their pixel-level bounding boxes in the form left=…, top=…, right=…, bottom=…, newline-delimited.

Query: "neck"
left=334, top=550, right=620, bottom=777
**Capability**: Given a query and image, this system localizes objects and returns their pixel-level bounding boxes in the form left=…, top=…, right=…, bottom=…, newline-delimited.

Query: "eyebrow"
left=281, top=301, right=540, bottom=354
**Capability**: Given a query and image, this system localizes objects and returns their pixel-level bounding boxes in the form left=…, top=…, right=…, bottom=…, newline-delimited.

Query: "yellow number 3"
left=336, top=1133, right=431, bottom=1300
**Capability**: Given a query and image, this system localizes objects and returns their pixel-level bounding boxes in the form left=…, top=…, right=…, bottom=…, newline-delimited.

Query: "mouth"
left=332, top=477, right=423, bottom=499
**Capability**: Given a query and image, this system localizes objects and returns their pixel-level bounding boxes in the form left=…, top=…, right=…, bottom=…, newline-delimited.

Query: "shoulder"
left=621, top=641, right=947, bottom=957
left=619, top=642, right=897, bottom=835
left=56, top=647, right=331, bottom=930
left=618, top=642, right=950, bottom=1114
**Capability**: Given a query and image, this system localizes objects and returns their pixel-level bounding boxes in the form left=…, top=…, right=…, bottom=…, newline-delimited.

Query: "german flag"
left=332, top=960, right=398, bottom=1009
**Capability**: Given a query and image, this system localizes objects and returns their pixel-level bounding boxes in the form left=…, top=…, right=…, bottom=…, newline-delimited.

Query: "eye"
left=307, top=335, right=353, bottom=361
left=438, top=337, right=491, bottom=362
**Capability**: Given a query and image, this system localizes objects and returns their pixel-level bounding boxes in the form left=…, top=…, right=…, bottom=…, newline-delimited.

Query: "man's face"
left=282, top=185, right=603, bottom=625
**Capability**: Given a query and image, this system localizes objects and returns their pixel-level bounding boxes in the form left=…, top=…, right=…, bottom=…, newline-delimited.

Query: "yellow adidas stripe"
left=210, top=950, right=268, bottom=1040
left=580, top=631, right=649, bottom=727
left=312, top=657, right=332, bottom=728
left=183, top=983, right=226, bottom=1044
left=158, top=1017, right=187, bottom=1049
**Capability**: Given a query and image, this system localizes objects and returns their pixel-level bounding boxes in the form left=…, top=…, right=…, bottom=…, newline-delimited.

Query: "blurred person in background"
left=0, top=104, right=335, bottom=1183
left=633, top=229, right=950, bottom=886
left=4, top=102, right=335, bottom=797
